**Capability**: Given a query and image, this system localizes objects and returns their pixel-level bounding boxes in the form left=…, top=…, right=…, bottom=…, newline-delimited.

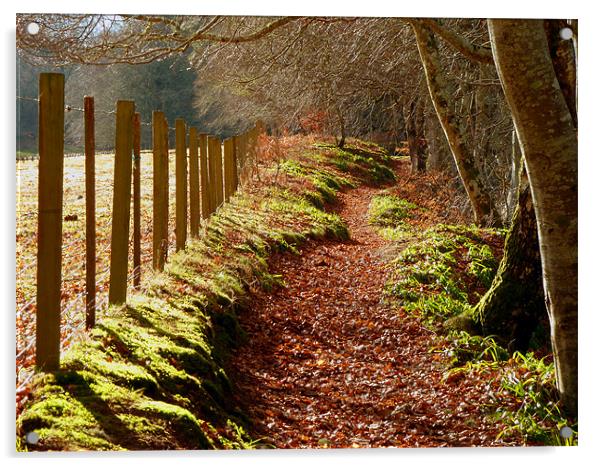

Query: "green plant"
left=440, top=335, right=577, bottom=446
left=441, top=331, right=509, bottom=369
left=466, top=243, right=497, bottom=287
left=368, top=195, right=417, bottom=227
left=494, top=352, right=577, bottom=445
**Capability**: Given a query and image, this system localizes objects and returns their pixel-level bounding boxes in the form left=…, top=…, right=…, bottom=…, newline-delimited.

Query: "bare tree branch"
left=409, top=18, right=494, bottom=64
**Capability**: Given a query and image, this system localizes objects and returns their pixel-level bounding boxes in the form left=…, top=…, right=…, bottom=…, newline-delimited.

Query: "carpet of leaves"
left=227, top=160, right=520, bottom=448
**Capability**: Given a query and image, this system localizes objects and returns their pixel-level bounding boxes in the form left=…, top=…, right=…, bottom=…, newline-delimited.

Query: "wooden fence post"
left=175, top=119, right=187, bottom=251
left=215, top=139, right=224, bottom=209
left=163, top=116, right=170, bottom=253
left=232, top=135, right=239, bottom=193
left=152, top=111, right=168, bottom=271
left=36, top=72, right=64, bottom=370
left=207, top=136, right=218, bottom=215
left=239, top=131, right=248, bottom=183
left=223, top=138, right=234, bottom=202
left=108, top=100, right=135, bottom=305
left=84, top=95, right=96, bottom=329
left=189, top=127, right=200, bottom=238
left=133, top=112, right=141, bottom=288
left=199, top=133, right=211, bottom=220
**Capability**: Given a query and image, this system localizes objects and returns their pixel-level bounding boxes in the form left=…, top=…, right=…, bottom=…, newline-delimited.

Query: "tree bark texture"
left=412, top=22, right=500, bottom=226
left=544, top=20, right=578, bottom=127
left=488, top=19, right=578, bottom=416
left=472, top=180, right=547, bottom=353
left=414, top=95, right=428, bottom=173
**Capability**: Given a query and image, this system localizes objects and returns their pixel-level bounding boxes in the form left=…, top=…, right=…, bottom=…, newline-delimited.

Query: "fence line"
left=21, top=72, right=264, bottom=375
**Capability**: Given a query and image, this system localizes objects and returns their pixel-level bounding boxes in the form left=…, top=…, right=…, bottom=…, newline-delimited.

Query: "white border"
left=3, top=1, right=600, bottom=464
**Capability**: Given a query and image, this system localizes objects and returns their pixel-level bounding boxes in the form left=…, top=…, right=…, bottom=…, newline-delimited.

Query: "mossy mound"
left=310, top=140, right=396, bottom=185
left=368, top=194, right=418, bottom=228
left=384, top=224, right=504, bottom=329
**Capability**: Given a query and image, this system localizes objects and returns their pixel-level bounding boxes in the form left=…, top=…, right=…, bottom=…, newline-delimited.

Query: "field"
left=16, top=151, right=182, bottom=392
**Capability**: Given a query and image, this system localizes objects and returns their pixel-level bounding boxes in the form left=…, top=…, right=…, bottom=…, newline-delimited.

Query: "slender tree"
left=411, top=21, right=501, bottom=226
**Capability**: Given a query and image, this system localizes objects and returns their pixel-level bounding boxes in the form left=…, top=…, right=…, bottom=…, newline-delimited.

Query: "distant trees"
left=16, top=54, right=68, bottom=152
left=64, top=54, right=199, bottom=149
left=18, top=52, right=201, bottom=151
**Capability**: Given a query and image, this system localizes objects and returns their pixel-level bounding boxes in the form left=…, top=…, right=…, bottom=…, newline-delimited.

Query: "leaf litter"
left=226, top=159, right=520, bottom=448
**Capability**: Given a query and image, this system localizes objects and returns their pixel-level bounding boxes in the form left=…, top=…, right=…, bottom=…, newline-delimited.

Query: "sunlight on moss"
left=368, top=194, right=418, bottom=228
left=17, top=137, right=386, bottom=451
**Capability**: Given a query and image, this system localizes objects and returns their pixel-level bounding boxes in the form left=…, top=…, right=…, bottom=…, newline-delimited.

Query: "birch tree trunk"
left=411, top=22, right=500, bottom=226
left=488, top=19, right=578, bottom=416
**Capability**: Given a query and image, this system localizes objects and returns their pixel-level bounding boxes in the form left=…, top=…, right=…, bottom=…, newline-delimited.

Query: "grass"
left=16, top=137, right=394, bottom=451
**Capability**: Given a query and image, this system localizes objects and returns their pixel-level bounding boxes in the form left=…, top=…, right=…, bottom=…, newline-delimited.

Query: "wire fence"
left=15, top=72, right=264, bottom=415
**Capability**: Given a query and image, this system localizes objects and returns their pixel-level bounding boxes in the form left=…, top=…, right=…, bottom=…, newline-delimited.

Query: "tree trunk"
left=506, top=130, right=522, bottom=221
left=425, top=104, right=451, bottom=171
left=405, top=100, right=419, bottom=172
left=471, top=177, right=547, bottom=353
left=544, top=20, right=578, bottom=127
left=336, top=108, right=346, bottom=148
left=414, top=95, right=428, bottom=173
left=411, top=22, right=501, bottom=227
left=488, top=19, right=578, bottom=416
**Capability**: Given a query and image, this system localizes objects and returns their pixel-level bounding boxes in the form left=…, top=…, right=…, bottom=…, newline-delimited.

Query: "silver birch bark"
left=411, top=21, right=500, bottom=226
left=488, top=19, right=578, bottom=416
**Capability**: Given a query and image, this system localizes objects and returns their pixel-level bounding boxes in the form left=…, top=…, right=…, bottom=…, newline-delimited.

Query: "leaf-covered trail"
left=227, top=162, right=512, bottom=448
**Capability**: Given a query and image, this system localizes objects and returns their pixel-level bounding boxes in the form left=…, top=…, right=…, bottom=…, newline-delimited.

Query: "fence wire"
left=17, top=95, right=176, bottom=131
left=16, top=89, right=262, bottom=416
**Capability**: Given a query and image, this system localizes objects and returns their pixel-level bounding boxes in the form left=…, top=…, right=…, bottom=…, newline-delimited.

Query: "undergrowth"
left=373, top=194, right=575, bottom=446
left=310, top=142, right=396, bottom=185
left=384, top=224, right=502, bottom=329
left=16, top=137, right=393, bottom=451
left=437, top=331, right=577, bottom=446
left=368, top=194, right=418, bottom=228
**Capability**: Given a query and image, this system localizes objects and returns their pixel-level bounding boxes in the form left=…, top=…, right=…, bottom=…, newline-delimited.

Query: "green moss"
left=384, top=224, right=501, bottom=329
left=378, top=225, right=412, bottom=241
left=310, top=139, right=395, bottom=185
left=368, top=194, right=418, bottom=228
left=18, top=136, right=390, bottom=451
left=135, top=400, right=212, bottom=448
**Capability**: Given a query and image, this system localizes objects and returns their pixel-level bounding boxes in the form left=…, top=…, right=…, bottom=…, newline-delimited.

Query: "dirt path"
left=227, top=163, right=510, bottom=448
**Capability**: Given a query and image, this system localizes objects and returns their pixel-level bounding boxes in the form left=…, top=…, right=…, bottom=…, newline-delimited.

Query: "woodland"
left=15, top=15, right=577, bottom=449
